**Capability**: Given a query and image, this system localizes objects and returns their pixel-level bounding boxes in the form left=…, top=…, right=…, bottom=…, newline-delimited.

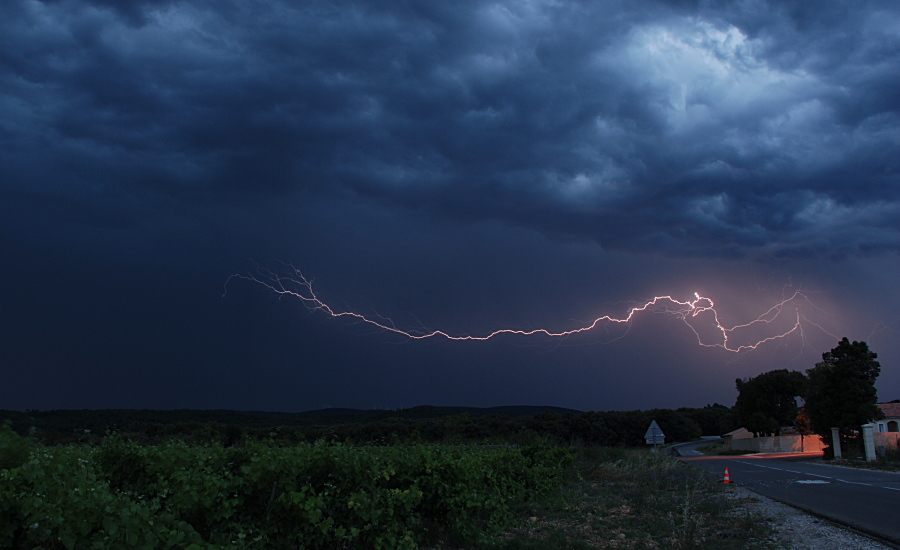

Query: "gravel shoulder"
left=732, top=487, right=897, bottom=550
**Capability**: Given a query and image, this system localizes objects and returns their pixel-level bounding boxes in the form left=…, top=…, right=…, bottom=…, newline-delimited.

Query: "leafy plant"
left=0, top=423, right=31, bottom=470
left=0, top=439, right=571, bottom=549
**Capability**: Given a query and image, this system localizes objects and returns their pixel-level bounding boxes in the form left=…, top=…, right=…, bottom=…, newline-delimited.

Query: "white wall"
left=730, top=434, right=825, bottom=453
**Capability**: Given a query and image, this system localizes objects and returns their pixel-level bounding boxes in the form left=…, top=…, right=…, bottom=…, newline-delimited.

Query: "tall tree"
left=734, top=369, right=806, bottom=436
left=804, top=338, right=883, bottom=456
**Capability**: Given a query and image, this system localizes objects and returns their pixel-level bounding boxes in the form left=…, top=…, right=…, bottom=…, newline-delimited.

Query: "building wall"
left=873, top=432, right=900, bottom=456
left=730, top=434, right=825, bottom=453
left=876, top=419, right=899, bottom=432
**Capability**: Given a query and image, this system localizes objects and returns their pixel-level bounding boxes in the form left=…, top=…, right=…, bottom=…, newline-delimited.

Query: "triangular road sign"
left=644, top=420, right=665, bottom=444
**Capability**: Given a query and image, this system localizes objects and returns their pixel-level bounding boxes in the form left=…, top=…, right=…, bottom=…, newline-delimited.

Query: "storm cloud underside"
left=1, top=0, right=898, bottom=411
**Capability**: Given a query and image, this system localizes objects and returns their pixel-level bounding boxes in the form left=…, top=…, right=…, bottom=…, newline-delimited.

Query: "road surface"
left=675, top=441, right=900, bottom=546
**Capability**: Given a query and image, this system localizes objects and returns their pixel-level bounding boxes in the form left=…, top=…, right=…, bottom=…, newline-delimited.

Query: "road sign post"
left=644, top=420, right=665, bottom=452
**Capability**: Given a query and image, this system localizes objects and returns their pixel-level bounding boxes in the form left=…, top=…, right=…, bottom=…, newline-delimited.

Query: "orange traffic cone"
left=722, top=468, right=731, bottom=484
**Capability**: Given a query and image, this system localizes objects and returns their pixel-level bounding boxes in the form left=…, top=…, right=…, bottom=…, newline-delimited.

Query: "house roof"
left=877, top=403, right=900, bottom=418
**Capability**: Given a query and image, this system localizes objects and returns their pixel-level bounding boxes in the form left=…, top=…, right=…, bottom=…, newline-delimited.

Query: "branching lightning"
left=225, top=263, right=835, bottom=353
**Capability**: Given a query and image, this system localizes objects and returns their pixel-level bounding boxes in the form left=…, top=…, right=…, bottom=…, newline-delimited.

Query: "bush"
left=0, top=424, right=31, bottom=470
left=0, top=439, right=572, bottom=549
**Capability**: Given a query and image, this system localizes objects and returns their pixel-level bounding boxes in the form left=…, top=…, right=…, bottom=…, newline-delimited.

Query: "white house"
left=873, top=403, right=900, bottom=456
left=874, top=403, right=900, bottom=433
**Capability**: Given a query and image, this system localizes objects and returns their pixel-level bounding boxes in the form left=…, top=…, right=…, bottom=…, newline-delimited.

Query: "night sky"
left=2, top=0, right=898, bottom=413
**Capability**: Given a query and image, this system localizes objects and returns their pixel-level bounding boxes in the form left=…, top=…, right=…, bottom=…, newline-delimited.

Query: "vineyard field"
left=0, top=435, right=572, bottom=549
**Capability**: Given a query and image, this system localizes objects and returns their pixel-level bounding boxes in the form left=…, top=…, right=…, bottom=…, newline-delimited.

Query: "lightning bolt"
left=225, top=263, right=833, bottom=353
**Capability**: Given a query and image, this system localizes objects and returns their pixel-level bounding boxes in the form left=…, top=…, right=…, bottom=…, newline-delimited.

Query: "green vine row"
left=0, top=435, right=572, bottom=549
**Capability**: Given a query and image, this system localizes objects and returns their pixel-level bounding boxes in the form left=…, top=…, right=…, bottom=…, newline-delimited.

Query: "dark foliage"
left=805, top=337, right=883, bottom=455
left=0, top=423, right=32, bottom=470
left=734, top=369, right=806, bottom=436
left=0, top=404, right=731, bottom=448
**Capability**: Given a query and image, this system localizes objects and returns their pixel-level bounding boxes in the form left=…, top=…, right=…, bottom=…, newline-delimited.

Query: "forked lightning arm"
left=226, top=264, right=823, bottom=353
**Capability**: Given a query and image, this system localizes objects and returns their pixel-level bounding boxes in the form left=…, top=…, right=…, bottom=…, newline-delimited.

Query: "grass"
left=825, top=447, right=900, bottom=472
left=483, top=447, right=778, bottom=549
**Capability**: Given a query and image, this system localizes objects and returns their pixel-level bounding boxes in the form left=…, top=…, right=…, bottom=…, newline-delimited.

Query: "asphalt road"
left=675, top=442, right=900, bottom=546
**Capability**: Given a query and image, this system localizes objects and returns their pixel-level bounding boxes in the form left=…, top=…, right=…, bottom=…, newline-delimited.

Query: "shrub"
left=0, top=424, right=31, bottom=470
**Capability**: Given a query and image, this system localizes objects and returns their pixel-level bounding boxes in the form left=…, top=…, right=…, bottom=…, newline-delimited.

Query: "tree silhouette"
left=804, top=337, right=883, bottom=456
left=734, top=369, right=806, bottom=436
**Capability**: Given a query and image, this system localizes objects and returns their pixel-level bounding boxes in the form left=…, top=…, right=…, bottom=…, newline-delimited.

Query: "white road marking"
left=721, top=460, right=900, bottom=493
left=836, top=479, right=872, bottom=487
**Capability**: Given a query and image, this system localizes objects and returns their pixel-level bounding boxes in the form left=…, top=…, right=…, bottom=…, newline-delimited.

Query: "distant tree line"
left=0, top=404, right=736, bottom=448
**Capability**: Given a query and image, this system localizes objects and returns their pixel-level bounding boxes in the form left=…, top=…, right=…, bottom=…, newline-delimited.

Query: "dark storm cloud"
left=2, top=0, right=899, bottom=258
